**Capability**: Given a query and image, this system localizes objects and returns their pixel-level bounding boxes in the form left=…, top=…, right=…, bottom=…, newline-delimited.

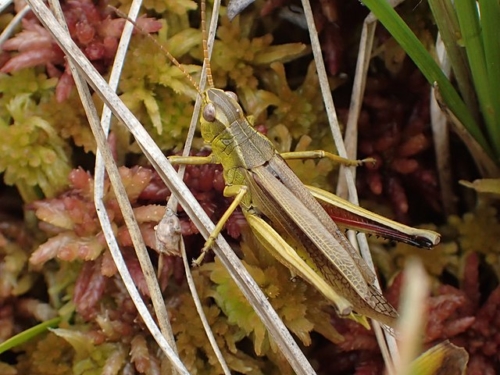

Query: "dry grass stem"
left=431, top=33, right=458, bottom=215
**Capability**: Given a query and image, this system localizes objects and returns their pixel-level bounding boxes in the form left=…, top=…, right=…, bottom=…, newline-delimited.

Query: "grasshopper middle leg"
left=280, top=150, right=375, bottom=167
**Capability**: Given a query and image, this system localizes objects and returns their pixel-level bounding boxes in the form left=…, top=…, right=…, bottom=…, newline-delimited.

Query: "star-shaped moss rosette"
left=194, top=239, right=344, bottom=373
left=118, top=28, right=203, bottom=152
left=0, top=93, right=72, bottom=201
left=448, top=206, right=500, bottom=279
left=169, top=289, right=267, bottom=374
left=259, top=62, right=330, bottom=141
left=201, top=11, right=308, bottom=91
left=238, top=60, right=342, bottom=164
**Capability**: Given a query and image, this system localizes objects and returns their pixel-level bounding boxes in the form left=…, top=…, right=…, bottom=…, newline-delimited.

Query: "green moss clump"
left=0, top=84, right=72, bottom=201
left=169, top=235, right=344, bottom=374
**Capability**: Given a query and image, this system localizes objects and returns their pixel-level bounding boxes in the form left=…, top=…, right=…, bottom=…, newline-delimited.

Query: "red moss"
left=130, top=334, right=160, bottom=373
left=390, top=253, right=500, bottom=374
left=313, top=252, right=500, bottom=374
left=310, top=310, right=385, bottom=374
left=1, top=0, right=162, bottom=101
left=353, top=69, right=440, bottom=223
left=74, top=259, right=107, bottom=320
left=30, top=155, right=247, bottom=302
left=434, top=253, right=500, bottom=374
left=425, top=286, right=474, bottom=342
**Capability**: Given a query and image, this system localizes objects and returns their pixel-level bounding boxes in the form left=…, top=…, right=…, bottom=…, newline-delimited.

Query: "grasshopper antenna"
left=200, top=0, right=214, bottom=88
left=109, top=5, right=203, bottom=96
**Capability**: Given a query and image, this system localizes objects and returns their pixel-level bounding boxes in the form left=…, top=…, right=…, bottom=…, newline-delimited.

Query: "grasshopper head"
left=200, top=88, right=246, bottom=143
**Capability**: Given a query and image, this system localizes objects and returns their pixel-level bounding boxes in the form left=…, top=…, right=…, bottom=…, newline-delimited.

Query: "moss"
left=0, top=92, right=71, bottom=201
left=170, top=236, right=344, bottom=374
left=4, top=0, right=491, bottom=373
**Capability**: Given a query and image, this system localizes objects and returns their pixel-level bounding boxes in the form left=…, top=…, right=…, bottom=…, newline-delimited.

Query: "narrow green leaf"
left=428, top=0, right=479, bottom=123
left=478, top=0, right=500, bottom=154
left=455, top=0, right=499, bottom=158
left=360, top=0, right=493, bottom=158
left=0, top=317, right=61, bottom=354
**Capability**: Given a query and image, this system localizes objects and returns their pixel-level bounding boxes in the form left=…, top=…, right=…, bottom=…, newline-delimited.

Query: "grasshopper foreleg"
left=168, top=155, right=251, bottom=266
left=168, top=154, right=216, bottom=165
left=280, top=150, right=375, bottom=167
left=193, top=185, right=249, bottom=266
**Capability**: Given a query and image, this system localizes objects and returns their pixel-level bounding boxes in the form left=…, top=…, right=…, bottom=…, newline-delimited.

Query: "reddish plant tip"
left=397, top=133, right=430, bottom=157
left=1, top=0, right=162, bottom=102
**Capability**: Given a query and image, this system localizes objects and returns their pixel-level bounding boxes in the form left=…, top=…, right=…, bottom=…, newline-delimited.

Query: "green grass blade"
left=428, top=0, right=479, bottom=123
left=360, top=0, right=493, bottom=158
left=478, top=0, right=500, bottom=154
left=0, top=317, right=61, bottom=354
left=454, top=0, right=499, bottom=158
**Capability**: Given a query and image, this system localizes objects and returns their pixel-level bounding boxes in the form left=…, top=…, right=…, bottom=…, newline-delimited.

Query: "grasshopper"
left=164, top=1, right=441, bottom=329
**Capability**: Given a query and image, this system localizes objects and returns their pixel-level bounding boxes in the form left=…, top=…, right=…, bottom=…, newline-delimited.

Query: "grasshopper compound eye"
left=203, top=102, right=216, bottom=122
left=224, top=91, right=238, bottom=102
